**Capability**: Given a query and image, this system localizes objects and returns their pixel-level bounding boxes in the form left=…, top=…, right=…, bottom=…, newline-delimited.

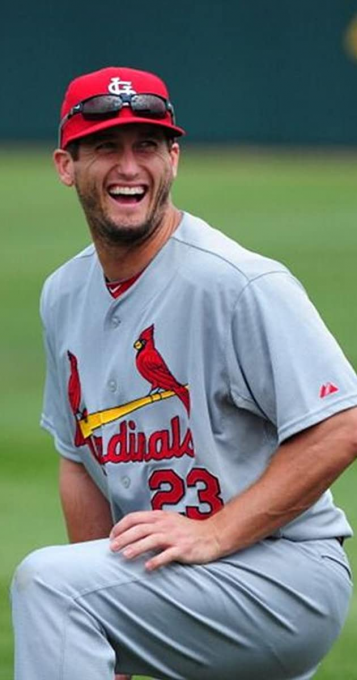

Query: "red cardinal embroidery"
left=67, top=351, right=104, bottom=466
left=134, top=325, right=190, bottom=415
left=67, top=351, right=86, bottom=446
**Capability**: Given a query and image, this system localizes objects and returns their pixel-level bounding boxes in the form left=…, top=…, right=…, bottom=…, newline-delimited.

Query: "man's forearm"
left=210, top=407, right=357, bottom=556
left=59, top=458, right=113, bottom=542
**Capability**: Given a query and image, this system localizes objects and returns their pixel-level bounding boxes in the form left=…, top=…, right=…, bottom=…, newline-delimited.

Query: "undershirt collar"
left=105, top=272, right=142, bottom=299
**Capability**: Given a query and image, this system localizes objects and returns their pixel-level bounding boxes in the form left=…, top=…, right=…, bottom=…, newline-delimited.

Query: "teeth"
left=109, top=186, right=145, bottom=196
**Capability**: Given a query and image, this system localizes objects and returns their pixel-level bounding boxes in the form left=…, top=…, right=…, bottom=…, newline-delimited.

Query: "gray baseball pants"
left=11, top=536, right=352, bottom=679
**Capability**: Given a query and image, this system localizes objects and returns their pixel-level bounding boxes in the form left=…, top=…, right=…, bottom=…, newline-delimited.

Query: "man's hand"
left=109, top=510, right=221, bottom=571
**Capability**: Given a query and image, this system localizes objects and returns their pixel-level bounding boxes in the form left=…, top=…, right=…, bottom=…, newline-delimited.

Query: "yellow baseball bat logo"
left=78, top=387, right=189, bottom=438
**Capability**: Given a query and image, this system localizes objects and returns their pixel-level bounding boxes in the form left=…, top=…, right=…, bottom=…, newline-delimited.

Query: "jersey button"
left=122, top=476, right=131, bottom=489
left=108, top=379, right=117, bottom=392
left=112, top=316, right=121, bottom=327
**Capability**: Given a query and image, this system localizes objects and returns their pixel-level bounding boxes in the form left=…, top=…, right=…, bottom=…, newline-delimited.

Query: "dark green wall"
left=2, top=0, right=357, bottom=145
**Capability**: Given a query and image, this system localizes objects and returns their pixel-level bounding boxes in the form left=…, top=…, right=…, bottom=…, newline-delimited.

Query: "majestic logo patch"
left=319, top=382, right=339, bottom=398
left=108, top=77, right=136, bottom=96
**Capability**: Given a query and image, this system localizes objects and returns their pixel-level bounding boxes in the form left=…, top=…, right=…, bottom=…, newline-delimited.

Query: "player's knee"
left=12, top=545, right=64, bottom=596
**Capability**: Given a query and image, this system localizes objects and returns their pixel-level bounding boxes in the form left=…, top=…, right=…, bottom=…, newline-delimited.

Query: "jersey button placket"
left=106, top=308, right=120, bottom=394
left=112, top=315, right=121, bottom=328
left=108, top=379, right=117, bottom=392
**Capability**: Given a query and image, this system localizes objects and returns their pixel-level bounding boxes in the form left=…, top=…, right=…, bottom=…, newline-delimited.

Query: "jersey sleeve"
left=227, top=271, right=357, bottom=443
left=40, top=282, right=82, bottom=463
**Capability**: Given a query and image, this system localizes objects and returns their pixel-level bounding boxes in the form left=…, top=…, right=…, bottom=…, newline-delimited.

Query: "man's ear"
left=170, top=141, right=180, bottom=179
left=53, top=149, right=75, bottom=187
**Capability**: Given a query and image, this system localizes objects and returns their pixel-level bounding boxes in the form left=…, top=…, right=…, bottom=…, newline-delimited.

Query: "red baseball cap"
left=59, top=66, right=185, bottom=149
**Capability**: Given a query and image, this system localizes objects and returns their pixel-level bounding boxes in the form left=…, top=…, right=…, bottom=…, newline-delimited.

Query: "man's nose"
left=115, top=147, right=140, bottom=176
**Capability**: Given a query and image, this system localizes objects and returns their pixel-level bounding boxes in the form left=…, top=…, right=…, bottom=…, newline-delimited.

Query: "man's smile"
left=107, top=184, right=148, bottom=206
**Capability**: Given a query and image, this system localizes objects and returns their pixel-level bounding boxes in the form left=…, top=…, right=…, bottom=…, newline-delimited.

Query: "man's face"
left=65, top=125, right=179, bottom=246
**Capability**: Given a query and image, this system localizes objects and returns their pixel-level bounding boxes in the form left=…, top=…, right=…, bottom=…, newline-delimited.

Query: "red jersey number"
left=149, top=467, right=223, bottom=518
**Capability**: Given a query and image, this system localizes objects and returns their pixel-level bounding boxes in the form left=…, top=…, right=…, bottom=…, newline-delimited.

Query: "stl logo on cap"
left=108, top=77, right=136, bottom=96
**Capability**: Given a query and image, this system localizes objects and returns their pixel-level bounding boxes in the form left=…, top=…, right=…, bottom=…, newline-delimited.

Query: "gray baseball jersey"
left=40, top=212, right=357, bottom=540
left=13, top=211, right=357, bottom=680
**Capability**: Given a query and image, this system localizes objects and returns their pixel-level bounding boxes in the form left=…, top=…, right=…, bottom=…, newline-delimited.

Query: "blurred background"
left=1, top=1, right=357, bottom=678
left=2, top=0, right=357, bottom=146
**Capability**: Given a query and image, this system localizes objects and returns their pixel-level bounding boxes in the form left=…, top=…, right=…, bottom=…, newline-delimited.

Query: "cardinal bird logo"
left=67, top=350, right=87, bottom=447
left=67, top=351, right=104, bottom=468
left=134, top=324, right=190, bottom=415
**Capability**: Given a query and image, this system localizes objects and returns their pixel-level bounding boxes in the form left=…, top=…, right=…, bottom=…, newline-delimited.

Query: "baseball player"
left=11, top=66, right=357, bottom=680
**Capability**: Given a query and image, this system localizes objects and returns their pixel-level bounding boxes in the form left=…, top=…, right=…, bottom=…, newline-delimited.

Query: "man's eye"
left=138, top=140, right=158, bottom=151
left=96, top=141, right=116, bottom=152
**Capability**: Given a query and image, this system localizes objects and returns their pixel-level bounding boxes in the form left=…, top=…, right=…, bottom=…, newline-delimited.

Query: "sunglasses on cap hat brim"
left=58, top=92, right=184, bottom=148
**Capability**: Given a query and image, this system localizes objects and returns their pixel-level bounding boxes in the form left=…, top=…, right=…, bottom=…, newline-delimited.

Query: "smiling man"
left=11, top=66, right=357, bottom=680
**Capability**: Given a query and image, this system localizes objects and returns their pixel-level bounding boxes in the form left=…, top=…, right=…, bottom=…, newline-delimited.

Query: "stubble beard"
left=75, top=177, right=173, bottom=248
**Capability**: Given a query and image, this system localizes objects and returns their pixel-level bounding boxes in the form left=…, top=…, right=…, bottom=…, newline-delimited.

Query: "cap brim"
left=62, top=115, right=185, bottom=148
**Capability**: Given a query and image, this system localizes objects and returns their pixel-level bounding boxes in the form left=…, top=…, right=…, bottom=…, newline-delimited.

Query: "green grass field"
left=1, top=145, right=357, bottom=679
